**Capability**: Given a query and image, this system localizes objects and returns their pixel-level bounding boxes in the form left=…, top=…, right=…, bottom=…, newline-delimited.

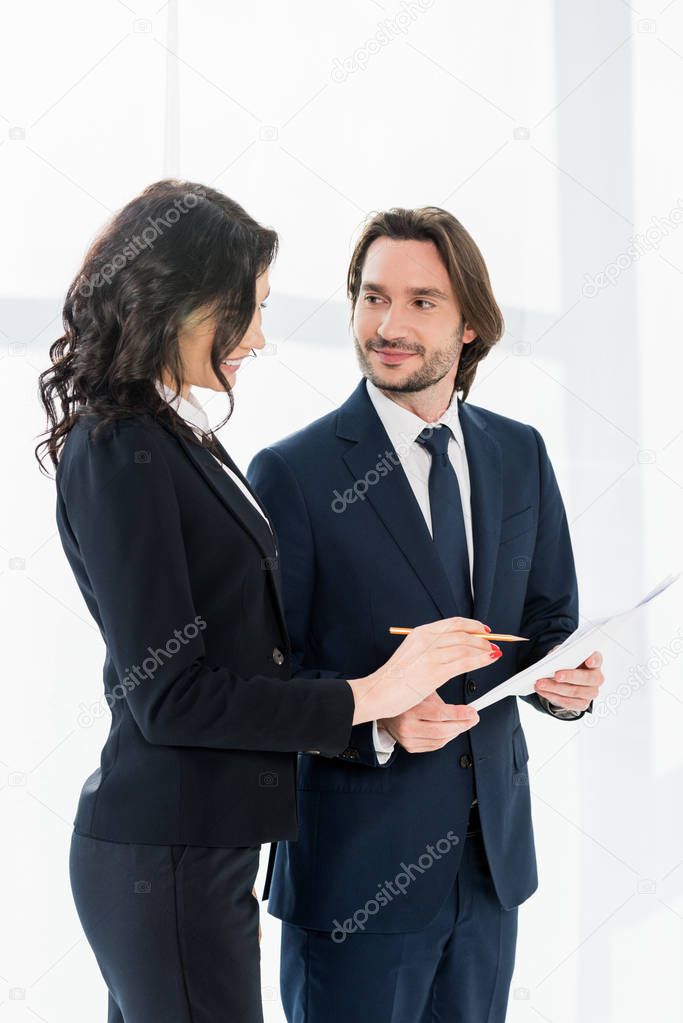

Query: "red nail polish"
left=490, top=650, right=502, bottom=659
left=483, top=625, right=492, bottom=633
left=490, top=643, right=502, bottom=654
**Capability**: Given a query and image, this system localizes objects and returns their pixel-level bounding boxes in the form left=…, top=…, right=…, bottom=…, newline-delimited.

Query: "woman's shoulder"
left=58, top=411, right=176, bottom=493
left=66, top=409, right=177, bottom=452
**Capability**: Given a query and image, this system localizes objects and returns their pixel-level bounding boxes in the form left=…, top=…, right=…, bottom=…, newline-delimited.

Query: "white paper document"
left=470, top=572, right=681, bottom=712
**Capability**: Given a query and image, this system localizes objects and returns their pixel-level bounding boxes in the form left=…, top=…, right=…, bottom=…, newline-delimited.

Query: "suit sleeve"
left=59, top=420, right=355, bottom=753
left=247, top=445, right=397, bottom=768
left=515, top=427, right=589, bottom=720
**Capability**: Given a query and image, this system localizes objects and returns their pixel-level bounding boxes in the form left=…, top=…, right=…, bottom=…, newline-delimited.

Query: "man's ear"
left=462, top=323, right=478, bottom=345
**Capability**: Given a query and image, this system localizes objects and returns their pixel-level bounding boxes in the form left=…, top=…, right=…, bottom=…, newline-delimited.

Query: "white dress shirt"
left=365, top=379, right=578, bottom=764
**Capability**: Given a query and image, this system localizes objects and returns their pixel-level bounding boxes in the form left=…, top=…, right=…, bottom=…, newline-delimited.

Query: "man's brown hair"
left=347, top=207, right=504, bottom=400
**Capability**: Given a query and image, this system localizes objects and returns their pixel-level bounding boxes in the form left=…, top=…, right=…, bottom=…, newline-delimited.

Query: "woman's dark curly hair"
left=36, top=179, right=278, bottom=473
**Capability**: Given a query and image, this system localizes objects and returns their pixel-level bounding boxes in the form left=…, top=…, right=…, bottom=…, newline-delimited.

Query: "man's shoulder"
left=462, top=401, right=563, bottom=488
left=255, top=405, right=343, bottom=468
left=461, top=397, right=536, bottom=437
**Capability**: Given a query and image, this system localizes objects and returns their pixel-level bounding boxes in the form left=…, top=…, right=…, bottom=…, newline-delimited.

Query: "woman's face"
left=168, top=270, right=271, bottom=396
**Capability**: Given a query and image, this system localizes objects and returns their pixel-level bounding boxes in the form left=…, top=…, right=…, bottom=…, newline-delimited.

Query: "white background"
left=1, top=0, right=682, bottom=1020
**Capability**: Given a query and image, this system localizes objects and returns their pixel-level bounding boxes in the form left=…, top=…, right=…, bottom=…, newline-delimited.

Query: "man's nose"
left=377, top=310, right=409, bottom=342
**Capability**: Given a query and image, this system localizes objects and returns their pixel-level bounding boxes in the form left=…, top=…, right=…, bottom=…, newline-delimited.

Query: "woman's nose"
left=244, top=324, right=266, bottom=351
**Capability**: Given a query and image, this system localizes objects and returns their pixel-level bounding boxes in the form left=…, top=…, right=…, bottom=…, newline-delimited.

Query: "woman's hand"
left=348, top=616, right=499, bottom=725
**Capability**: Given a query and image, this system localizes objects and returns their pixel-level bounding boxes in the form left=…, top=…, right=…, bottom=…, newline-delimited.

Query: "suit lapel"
left=342, top=445, right=460, bottom=620
left=457, top=400, right=502, bottom=625
left=209, top=433, right=278, bottom=546
left=170, top=428, right=289, bottom=643
left=337, top=380, right=503, bottom=625
left=176, top=433, right=274, bottom=553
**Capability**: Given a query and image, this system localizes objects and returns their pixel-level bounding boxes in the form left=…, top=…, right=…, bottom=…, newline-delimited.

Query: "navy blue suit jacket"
left=247, top=379, right=581, bottom=931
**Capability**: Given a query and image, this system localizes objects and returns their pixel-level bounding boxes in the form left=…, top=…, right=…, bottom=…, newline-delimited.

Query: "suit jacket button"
left=272, top=647, right=284, bottom=666
left=343, top=747, right=360, bottom=760
left=459, top=753, right=473, bottom=769
left=467, top=680, right=477, bottom=695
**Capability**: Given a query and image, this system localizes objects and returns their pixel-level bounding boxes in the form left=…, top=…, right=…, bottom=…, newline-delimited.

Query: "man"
left=247, top=207, right=604, bottom=1022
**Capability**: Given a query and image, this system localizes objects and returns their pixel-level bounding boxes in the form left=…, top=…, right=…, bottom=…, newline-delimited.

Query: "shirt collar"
left=365, top=378, right=464, bottom=450
left=155, top=379, right=210, bottom=439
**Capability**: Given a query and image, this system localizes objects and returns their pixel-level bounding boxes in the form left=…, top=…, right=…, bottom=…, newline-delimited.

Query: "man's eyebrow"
left=360, top=282, right=450, bottom=301
left=406, top=286, right=450, bottom=300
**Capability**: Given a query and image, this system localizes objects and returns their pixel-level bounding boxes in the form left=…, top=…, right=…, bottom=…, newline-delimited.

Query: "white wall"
left=1, top=0, right=682, bottom=1019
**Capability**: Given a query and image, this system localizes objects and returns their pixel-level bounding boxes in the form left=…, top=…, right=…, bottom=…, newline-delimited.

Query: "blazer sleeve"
left=58, top=419, right=355, bottom=754
left=515, top=426, right=589, bottom=720
left=247, top=445, right=396, bottom=768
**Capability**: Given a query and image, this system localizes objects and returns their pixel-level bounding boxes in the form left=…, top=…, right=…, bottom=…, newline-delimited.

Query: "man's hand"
left=378, top=692, right=479, bottom=753
left=534, top=647, right=604, bottom=712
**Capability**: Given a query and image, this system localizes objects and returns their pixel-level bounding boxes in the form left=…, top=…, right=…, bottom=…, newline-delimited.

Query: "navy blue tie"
left=416, top=425, right=473, bottom=617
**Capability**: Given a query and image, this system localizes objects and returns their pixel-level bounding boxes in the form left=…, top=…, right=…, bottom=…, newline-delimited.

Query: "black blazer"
left=55, top=411, right=355, bottom=846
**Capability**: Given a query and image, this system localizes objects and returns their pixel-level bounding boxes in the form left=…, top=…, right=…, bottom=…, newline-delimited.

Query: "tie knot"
left=417, top=425, right=453, bottom=460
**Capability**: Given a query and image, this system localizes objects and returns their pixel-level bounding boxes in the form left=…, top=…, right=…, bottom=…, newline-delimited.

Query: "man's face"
left=352, top=237, right=476, bottom=394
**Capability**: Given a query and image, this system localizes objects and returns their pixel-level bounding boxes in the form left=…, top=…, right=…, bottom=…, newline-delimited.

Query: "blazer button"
left=459, top=753, right=473, bottom=769
left=343, top=747, right=360, bottom=760
left=467, top=680, right=477, bottom=695
left=272, top=647, right=285, bottom=666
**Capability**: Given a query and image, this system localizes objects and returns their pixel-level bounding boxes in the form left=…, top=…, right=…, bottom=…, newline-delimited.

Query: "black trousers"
left=69, top=830, right=263, bottom=1022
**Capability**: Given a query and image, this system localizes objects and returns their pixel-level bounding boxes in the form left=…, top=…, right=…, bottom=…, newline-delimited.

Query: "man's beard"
left=354, top=320, right=464, bottom=394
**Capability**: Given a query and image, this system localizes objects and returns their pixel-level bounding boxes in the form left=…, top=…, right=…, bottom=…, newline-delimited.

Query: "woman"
left=36, top=179, right=496, bottom=1022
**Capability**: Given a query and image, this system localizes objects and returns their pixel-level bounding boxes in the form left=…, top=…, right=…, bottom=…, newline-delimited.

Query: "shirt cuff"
left=372, top=721, right=397, bottom=764
left=538, top=695, right=582, bottom=719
